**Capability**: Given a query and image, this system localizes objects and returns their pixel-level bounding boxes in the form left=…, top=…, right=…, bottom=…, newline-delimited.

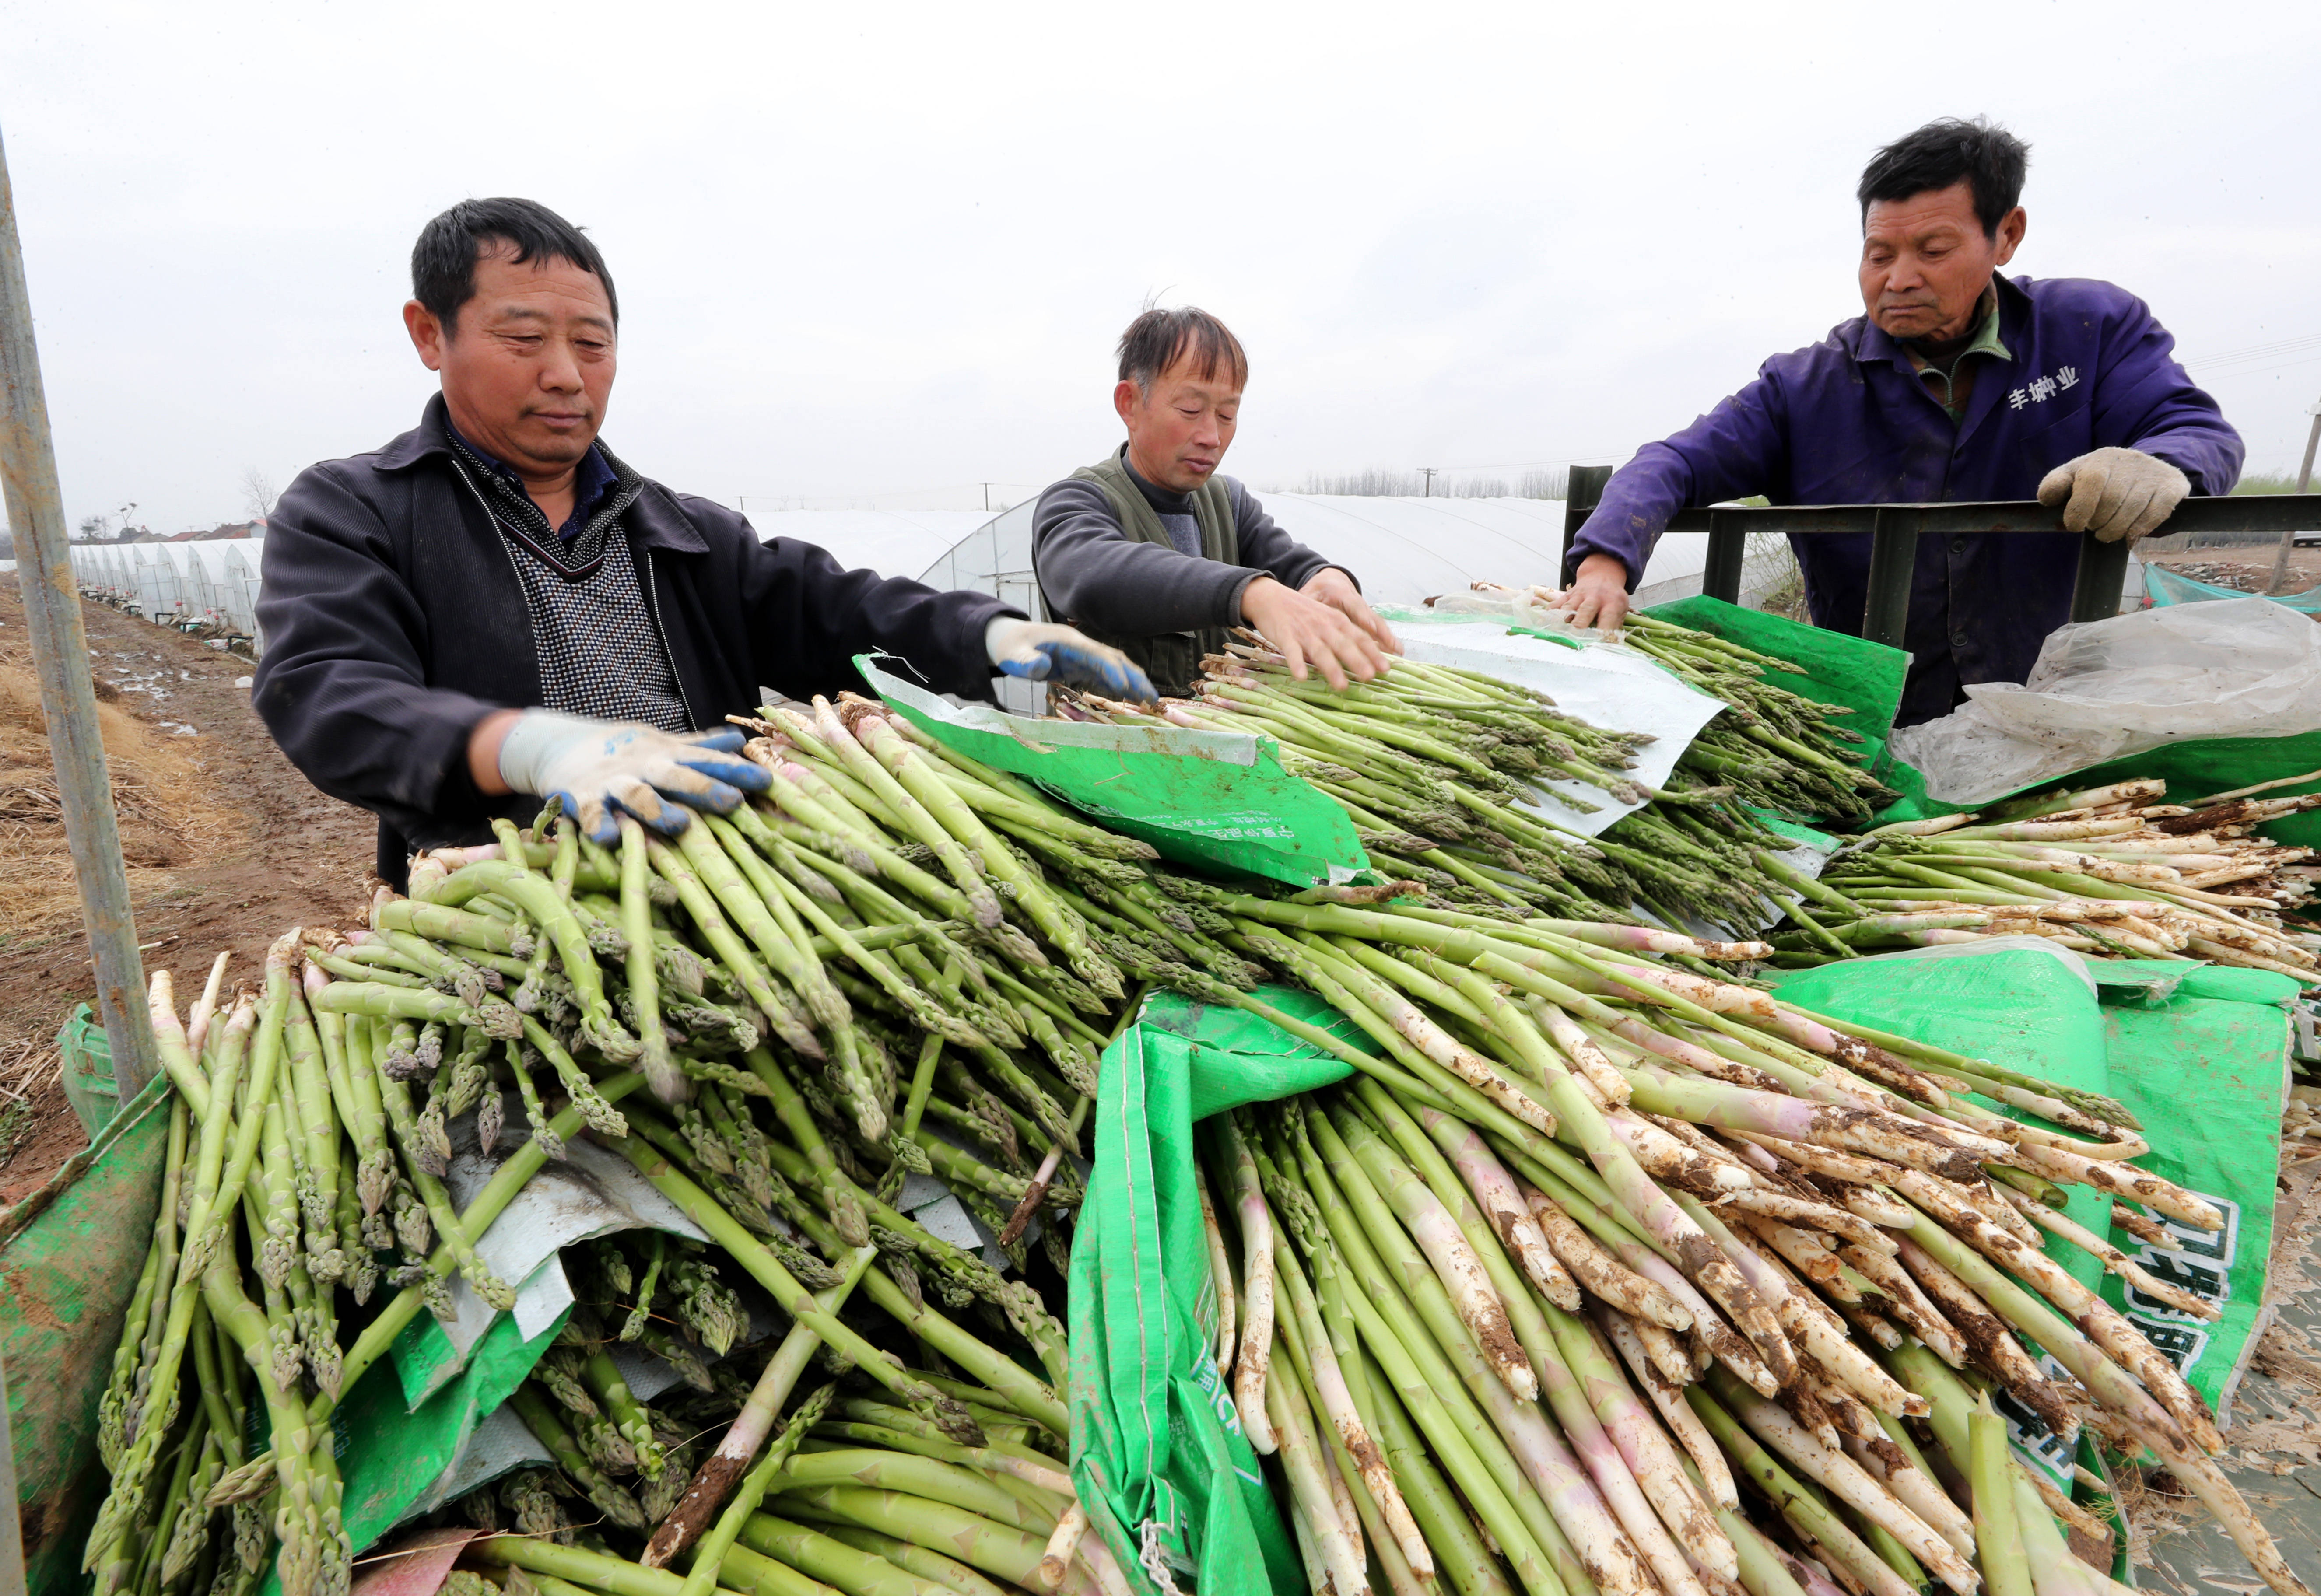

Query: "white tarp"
left=1386, top=618, right=1728, bottom=837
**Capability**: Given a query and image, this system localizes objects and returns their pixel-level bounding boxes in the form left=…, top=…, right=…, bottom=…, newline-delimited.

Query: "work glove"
left=495, top=710, right=771, bottom=846
left=985, top=617, right=1158, bottom=704
left=2037, top=447, right=2190, bottom=544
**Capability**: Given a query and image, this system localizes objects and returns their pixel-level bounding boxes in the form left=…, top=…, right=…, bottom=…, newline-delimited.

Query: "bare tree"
left=241, top=466, right=279, bottom=523
left=77, top=513, right=111, bottom=542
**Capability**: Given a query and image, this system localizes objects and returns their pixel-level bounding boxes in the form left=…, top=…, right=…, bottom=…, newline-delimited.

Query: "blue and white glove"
left=985, top=618, right=1157, bottom=704
left=495, top=710, right=771, bottom=846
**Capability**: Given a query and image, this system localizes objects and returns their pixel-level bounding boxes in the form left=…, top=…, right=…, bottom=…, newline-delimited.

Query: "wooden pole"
left=0, top=122, right=159, bottom=1099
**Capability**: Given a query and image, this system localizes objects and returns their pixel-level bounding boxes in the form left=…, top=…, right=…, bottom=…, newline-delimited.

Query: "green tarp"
left=1768, top=948, right=2288, bottom=1457
left=0, top=1070, right=173, bottom=1596
left=1069, top=987, right=1361, bottom=1596
left=863, top=658, right=1368, bottom=888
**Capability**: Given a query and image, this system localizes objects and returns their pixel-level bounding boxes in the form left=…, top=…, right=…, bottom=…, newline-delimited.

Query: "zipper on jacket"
left=638, top=549, right=698, bottom=731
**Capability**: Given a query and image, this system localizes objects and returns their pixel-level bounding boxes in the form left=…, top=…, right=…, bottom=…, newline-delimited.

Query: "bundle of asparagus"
left=1459, top=584, right=1897, bottom=826
left=1062, top=640, right=1809, bottom=940
left=86, top=693, right=1138, bottom=1596
left=1772, top=779, right=2321, bottom=981
left=1133, top=889, right=2305, bottom=1596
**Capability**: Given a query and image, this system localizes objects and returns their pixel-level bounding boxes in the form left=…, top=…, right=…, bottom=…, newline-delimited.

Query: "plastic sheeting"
left=1889, top=596, right=2321, bottom=804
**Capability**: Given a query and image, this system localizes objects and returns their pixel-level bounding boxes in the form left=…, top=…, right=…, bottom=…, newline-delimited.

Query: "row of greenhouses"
left=68, top=537, right=266, bottom=648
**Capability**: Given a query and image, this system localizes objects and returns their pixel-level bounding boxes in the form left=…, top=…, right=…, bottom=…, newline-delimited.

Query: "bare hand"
left=1554, top=553, right=1634, bottom=631
left=1240, top=572, right=1394, bottom=690
left=1299, top=566, right=1402, bottom=657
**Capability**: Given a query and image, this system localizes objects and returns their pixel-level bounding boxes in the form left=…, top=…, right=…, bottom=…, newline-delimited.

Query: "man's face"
left=404, top=247, right=617, bottom=477
left=1860, top=179, right=2024, bottom=343
left=1115, top=358, right=1241, bottom=494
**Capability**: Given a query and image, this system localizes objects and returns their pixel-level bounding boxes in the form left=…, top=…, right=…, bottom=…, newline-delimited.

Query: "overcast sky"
left=4, top=0, right=2317, bottom=538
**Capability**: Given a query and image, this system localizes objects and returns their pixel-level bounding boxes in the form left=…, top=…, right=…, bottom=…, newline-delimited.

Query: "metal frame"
left=1560, top=480, right=2321, bottom=649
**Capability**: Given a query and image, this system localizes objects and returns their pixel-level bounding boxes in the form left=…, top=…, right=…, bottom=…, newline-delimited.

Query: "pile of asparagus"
left=1138, top=890, right=2307, bottom=1596
left=86, top=693, right=1148, bottom=1596
left=1771, top=778, right=2321, bottom=981
left=1459, top=584, right=1897, bottom=826
left=1061, top=641, right=1820, bottom=940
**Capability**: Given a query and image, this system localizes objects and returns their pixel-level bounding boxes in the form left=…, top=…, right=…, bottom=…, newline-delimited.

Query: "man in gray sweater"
left=1031, top=308, right=1399, bottom=698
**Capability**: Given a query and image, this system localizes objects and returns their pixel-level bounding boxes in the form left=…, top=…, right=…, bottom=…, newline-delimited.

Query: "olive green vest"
left=1065, top=451, right=1239, bottom=698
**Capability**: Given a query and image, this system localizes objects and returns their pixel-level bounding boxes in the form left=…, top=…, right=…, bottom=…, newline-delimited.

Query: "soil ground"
left=0, top=576, right=373, bottom=1206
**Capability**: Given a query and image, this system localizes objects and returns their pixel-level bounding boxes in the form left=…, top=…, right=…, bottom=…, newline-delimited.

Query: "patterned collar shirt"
left=442, top=422, right=693, bottom=735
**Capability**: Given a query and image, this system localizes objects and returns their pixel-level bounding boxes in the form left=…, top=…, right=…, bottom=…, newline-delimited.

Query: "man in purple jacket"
left=1559, top=118, right=2242, bottom=727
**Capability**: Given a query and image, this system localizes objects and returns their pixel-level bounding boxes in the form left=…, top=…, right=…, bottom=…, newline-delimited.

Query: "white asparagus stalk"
left=1522, top=1184, right=1692, bottom=1330
left=1601, top=1307, right=1737, bottom=1510
left=1567, top=1309, right=1739, bottom=1580
left=1219, top=1115, right=1277, bottom=1453
left=1635, top=1315, right=1702, bottom=1386
left=1733, top=1212, right=1856, bottom=1298
left=1722, top=1130, right=1902, bottom=1188
left=1533, top=999, right=1634, bottom=1105
left=1891, top=1181, right=2221, bottom=1452
left=1709, top=1213, right=1925, bottom=1417
left=1841, top=1242, right=1972, bottom=1367
left=1351, top=1124, right=1536, bottom=1401
left=1998, top=1138, right=2224, bottom=1229
left=1035, top=1502, right=1089, bottom=1592
left=1613, top=1111, right=1757, bottom=1193
left=1267, top=1337, right=1370, bottom=1596
left=1420, top=1107, right=1581, bottom=1309
left=1845, top=1434, right=1974, bottom=1558
left=1718, top=1379, right=1979, bottom=1595
left=1890, top=1237, right=2078, bottom=1435
left=186, top=951, right=232, bottom=1054
left=1196, top=1169, right=1240, bottom=1372
left=1273, top=1230, right=1433, bottom=1581
left=1996, top=1188, right=2219, bottom=1320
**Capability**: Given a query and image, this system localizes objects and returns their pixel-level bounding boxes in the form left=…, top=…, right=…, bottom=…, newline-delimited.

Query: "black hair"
left=410, top=197, right=619, bottom=334
left=1117, top=305, right=1248, bottom=394
left=1857, top=118, right=2030, bottom=237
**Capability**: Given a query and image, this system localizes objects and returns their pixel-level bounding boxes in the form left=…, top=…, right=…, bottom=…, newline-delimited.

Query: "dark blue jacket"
left=253, top=396, right=1015, bottom=881
left=1567, top=273, right=2243, bottom=725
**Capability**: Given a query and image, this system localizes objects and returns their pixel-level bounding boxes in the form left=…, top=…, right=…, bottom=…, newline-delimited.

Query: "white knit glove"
left=2037, top=447, right=2190, bottom=544
left=496, top=711, right=769, bottom=845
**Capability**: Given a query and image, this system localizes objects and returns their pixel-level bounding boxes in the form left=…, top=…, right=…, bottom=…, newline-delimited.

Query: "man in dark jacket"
left=1031, top=307, right=1399, bottom=697
left=1559, top=118, right=2243, bottom=727
left=255, top=198, right=1146, bottom=886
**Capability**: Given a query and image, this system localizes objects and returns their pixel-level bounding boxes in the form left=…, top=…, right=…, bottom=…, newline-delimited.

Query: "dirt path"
left=0, top=577, right=375, bottom=1205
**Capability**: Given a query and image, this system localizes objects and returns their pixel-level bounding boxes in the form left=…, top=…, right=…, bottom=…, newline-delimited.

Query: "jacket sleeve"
left=1228, top=480, right=1347, bottom=593
left=2090, top=296, right=2244, bottom=494
left=1031, top=478, right=1254, bottom=634
left=251, top=462, right=505, bottom=839
left=1566, top=371, right=1794, bottom=587
left=722, top=508, right=1020, bottom=703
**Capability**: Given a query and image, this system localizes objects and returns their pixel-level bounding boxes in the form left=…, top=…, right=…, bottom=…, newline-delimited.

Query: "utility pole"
left=1420, top=467, right=1437, bottom=498
left=0, top=122, right=161, bottom=1098
left=981, top=483, right=991, bottom=512
left=2264, top=396, right=2321, bottom=595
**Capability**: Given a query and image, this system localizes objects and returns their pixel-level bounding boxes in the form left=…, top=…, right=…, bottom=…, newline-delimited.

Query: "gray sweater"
left=1031, top=451, right=1344, bottom=635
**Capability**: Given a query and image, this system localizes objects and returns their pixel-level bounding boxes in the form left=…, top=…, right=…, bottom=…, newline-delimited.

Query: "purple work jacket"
left=1567, top=273, right=2243, bottom=726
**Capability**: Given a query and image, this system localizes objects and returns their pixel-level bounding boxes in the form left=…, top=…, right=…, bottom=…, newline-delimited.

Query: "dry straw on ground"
left=0, top=630, right=240, bottom=938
